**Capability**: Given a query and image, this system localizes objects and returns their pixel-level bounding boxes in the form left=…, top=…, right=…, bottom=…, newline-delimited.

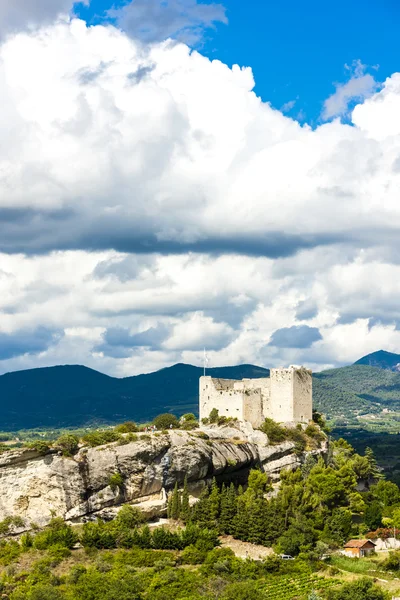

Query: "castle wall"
left=292, top=368, right=313, bottom=422
left=269, top=368, right=294, bottom=422
left=200, top=368, right=312, bottom=427
left=199, top=377, right=244, bottom=422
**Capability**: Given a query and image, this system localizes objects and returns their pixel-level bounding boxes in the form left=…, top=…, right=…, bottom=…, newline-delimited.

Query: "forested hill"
left=313, top=364, right=400, bottom=420
left=0, top=363, right=269, bottom=430
left=354, top=349, right=400, bottom=371
left=3, top=353, right=400, bottom=429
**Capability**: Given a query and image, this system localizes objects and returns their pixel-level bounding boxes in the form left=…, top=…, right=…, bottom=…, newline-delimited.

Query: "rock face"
left=0, top=424, right=326, bottom=530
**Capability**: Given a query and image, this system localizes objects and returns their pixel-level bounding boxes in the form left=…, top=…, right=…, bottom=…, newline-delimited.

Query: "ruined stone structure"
left=199, top=366, right=312, bottom=428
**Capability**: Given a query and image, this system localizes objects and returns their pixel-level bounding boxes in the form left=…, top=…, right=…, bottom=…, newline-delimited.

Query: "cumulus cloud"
left=269, top=325, right=322, bottom=349
left=322, top=60, right=379, bottom=120
left=0, top=326, right=64, bottom=360
left=109, top=0, right=227, bottom=45
left=96, top=324, right=170, bottom=357
left=1, top=20, right=400, bottom=375
left=0, top=0, right=87, bottom=40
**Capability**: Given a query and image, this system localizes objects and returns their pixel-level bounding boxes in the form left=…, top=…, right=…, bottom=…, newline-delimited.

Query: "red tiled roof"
left=344, top=539, right=376, bottom=548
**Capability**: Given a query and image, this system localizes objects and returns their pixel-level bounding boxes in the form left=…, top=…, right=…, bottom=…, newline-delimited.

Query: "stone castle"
left=199, top=366, right=313, bottom=429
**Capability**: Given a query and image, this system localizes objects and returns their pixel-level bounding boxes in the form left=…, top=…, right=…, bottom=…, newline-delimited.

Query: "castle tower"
left=269, top=366, right=312, bottom=423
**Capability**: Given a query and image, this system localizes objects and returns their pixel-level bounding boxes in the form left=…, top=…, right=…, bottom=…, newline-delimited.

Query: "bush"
left=55, top=433, right=79, bottom=456
left=115, top=421, right=138, bottom=433
left=259, top=418, right=287, bottom=444
left=27, top=440, right=51, bottom=455
left=153, top=413, right=179, bottom=430
left=305, top=423, right=325, bottom=443
left=33, top=519, right=78, bottom=550
left=109, top=472, right=124, bottom=491
left=115, top=505, right=143, bottom=529
left=82, top=430, right=121, bottom=447
left=181, top=544, right=206, bottom=564
left=209, top=408, right=219, bottom=424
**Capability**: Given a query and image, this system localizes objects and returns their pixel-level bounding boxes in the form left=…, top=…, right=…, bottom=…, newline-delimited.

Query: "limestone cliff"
left=0, top=424, right=326, bottom=532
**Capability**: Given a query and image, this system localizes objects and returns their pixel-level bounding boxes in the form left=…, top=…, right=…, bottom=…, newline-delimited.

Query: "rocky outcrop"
left=0, top=424, right=327, bottom=531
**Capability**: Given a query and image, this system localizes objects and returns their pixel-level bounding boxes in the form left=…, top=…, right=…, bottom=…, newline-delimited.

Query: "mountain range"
left=1, top=350, right=400, bottom=430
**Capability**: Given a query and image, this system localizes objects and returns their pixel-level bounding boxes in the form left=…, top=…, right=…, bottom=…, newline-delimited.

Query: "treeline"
left=0, top=513, right=390, bottom=599
left=168, top=439, right=400, bottom=557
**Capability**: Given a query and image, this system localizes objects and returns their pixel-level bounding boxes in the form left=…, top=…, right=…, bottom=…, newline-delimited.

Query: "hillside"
left=0, top=363, right=269, bottom=430
left=354, top=349, right=400, bottom=371
left=3, top=355, right=400, bottom=430
left=313, top=364, right=400, bottom=420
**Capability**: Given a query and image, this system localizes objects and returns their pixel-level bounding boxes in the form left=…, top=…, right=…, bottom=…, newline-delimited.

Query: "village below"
left=0, top=365, right=400, bottom=599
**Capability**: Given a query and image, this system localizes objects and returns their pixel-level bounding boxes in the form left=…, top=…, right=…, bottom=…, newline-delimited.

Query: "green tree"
left=168, top=482, right=181, bottom=520
left=209, top=408, right=219, bottom=424
left=365, top=500, right=383, bottom=531
left=365, top=447, right=382, bottom=480
left=55, top=433, right=79, bottom=456
left=370, top=479, right=400, bottom=506
left=326, top=577, right=389, bottom=599
left=153, top=413, right=179, bottom=429
left=220, top=483, right=237, bottom=535
left=260, top=418, right=287, bottom=443
left=115, top=421, right=138, bottom=433
left=181, top=476, right=191, bottom=523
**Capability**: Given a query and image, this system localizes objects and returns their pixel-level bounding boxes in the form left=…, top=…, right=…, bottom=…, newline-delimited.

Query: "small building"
left=343, top=539, right=376, bottom=558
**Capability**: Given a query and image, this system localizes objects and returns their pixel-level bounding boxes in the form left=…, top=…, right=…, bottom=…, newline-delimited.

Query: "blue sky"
left=75, top=0, right=400, bottom=124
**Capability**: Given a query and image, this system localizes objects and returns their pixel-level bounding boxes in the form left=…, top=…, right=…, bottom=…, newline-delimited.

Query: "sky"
left=0, top=0, right=400, bottom=376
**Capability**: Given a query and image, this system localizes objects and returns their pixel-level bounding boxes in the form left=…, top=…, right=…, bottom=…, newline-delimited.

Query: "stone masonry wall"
left=269, top=368, right=295, bottom=422
left=199, top=377, right=244, bottom=422
left=292, top=368, right=313, bottom=422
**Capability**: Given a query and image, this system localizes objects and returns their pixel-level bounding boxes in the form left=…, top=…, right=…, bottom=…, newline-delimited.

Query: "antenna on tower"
left=203, top=348, right=209, bottom=376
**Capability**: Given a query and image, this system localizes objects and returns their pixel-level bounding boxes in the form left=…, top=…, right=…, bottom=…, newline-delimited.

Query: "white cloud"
left=0, top=0, right=87, bottom=40
left=322, top=60, right=379, bottom=120
left=109, top=0, right=227, bottom=45
left=1, top=21, right=400, bottom=375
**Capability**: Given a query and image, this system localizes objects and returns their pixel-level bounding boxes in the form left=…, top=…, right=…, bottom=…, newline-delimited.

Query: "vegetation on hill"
left=0, top=363, right=269, bottom=430
left=354, top=350, right=400, bottom=371
left=0, top=435, right=399, bottom=599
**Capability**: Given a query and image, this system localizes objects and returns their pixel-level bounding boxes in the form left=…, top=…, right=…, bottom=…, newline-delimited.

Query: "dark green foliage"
left=365, top=500, right=383, bottom=530
left=82, top=429, right=121, bottom=447
left=108, top=472, right=124, bottom=491
left=33, top=518, right=78, bottom=550
left=208, top=408, right=219, bottom=423
left=326, top=577, right=389, bottom=599
left=153, top=413, right=179, bottom=429
left=181, top=477, right=190, bottom=523
left=27, top=440, right=51, bottom=455
left=114, top=421, right=138, bottom=433
left=168, top=483, right=181, bottom=520
left=55, top=433, right=79, bottom=456
left=259, top=418, right=287, bottom=443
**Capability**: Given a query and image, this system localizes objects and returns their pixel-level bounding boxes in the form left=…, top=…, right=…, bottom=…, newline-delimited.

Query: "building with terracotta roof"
left=343, top=539, right=376, bottom=558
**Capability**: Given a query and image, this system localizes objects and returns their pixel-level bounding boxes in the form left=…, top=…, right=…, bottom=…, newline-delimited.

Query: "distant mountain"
left=354, top=350, right=400, bottom=371
left=3, top=352, right=400, bottom=430
left=0, top=363, right=269, bottom=430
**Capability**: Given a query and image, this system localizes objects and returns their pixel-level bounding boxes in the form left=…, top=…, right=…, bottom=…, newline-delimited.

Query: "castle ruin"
left=199, top=366, right=312, bottom=429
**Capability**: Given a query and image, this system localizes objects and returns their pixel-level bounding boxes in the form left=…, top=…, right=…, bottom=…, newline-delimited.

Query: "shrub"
left=259, top=418, right=287, bottom=444
left=27, top=440, right=51, bottom=455
left=209, top=408, right=219, bottom=424
left=305, top=423, right=325, bottom=443
left=115, top=421, right=138, bottom=433
left=82, top=430, right=121, bottom=447
left=115, top=505, right=143, bottom=529
left=55, top=433, right=79, bottom=456
left=33, top=518, right=78, bottom=550
left=153, top=413, right=179, bottom=429
left=109, top=472, right=124, bottom=491
left=181, top=544, right=206, bottom=564
left=80, top=521, right=117, bottom=549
